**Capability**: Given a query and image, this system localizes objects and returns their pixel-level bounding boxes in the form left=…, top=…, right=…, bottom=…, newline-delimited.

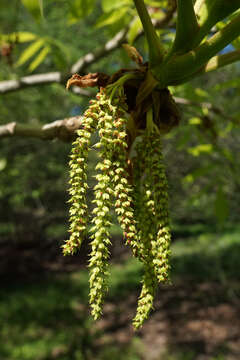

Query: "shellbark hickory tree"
left=63, top=0, right=240, bottom=329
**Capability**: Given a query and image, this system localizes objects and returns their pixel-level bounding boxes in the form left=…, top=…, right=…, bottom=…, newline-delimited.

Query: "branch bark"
left=1, top=95, right=237, bottom=143
left=154, top=13, right=240, bottom=87
left=0, top=116, right=83, bottom=142
left=0, top=6, right=176, bottom=95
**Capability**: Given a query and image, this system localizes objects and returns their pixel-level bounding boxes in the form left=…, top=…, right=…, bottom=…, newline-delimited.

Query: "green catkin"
left=63, top=103, right=98, bottom=255
left=132, top=142, right=158, bottom=329
left=111, top=109, right=139, bottom=257
left=89, top=90, right=140, bottom=318
left=89, top=93, right=114, bottom=319
left=65, top=84, right=172, bottom=327
left=144, top=133, right=171, bottom=283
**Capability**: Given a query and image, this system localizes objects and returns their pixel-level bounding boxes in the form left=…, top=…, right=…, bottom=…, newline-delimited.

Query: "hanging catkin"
left=63, top=101, right=98, bottom=255
left=64, top=87, right=172, bottom=329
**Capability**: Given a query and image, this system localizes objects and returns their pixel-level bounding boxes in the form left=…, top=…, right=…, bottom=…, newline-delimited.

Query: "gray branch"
left=0, top=116, right=83, bottom=142
left=0, top=5, right=176, bottom=95
left=1, top=94, right=237, bottom=143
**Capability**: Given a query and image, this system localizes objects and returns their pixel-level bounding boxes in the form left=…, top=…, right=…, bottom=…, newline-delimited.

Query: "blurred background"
left=0, top=1, right=240, bottom=359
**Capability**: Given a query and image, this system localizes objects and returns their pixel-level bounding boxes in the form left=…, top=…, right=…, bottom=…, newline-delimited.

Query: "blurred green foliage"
left=0, top=0, right=240, bottom=247
left=2, top=226, right=240, bottom=359
left=1, top=3, right=240, bottom=358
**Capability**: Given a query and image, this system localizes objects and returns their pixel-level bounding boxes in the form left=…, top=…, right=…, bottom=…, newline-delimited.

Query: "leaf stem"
left=169, top=0, right=199, bottom=55
left=169, top=50, right=240, bottom=85
left=153, top=13, right=240, bottom=87
left=202, top=49, right=240, bottom=74
left=193, top=0, right=240, bottom=47
left=133, top=0, right=165, bottom=65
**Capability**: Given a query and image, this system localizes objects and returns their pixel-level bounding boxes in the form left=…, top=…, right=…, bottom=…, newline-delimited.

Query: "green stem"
left=169, top=50, right=240, bottom=85
left=201, top=49, right=240, bottom=73
left=194, top=0, right=204, bottom=14
left=153, top=13, right=240, bottom=87
left=133, top=0, right=165, bottom=65
left=169, top=0, right=199, bottom=55
left=193, top=0, right=240, bottom=47
left=107, top=72, right=143, bottom=101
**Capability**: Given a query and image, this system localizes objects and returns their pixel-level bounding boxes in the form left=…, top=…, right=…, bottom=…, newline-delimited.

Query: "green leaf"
left=47, top=37, right=71, bottom=63
left=17, top=39, right=45, bottom=66
left=38, top=0, right=44, bottom=17
left=194, top=87, right=208, bottom=98
left=21, top=0, right=43, bottom=21
left=29, top=45, right=50, bottom=71
left=16, top=31, right=37, bottom=42
left=145, top=0, right=167, bottom=5
left=188, top=144, right=213, bottom=157
left=189, top=117, right=202, bottom=125
left=0, top=158, right=7, bottom=172
left=68, top=0, right=96, bottom=23
left=183, top=164, right=217, bottom=184
left=214, top=187, right=229, bottom=225
left=102, top=0, right=131, bottom=12
left=127, top=17, right=142, bottom=44
left=0, top=32, right=37, bottom=44
left=95, top=7, right=129, bottom=28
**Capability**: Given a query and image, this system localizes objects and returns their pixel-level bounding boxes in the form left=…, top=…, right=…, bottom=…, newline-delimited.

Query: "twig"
left=0, top=6, right=176, bottom=95
left=0, top=116, right=83, bottom=142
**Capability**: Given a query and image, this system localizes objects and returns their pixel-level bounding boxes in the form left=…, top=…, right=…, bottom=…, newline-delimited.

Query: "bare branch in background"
left=1, top=94, right=238, bottom=143
left=0, top=116, right=83, bottom=142
left=0, top=4, right=176, bottom=95
left=174, top=96, right=239, bottom=124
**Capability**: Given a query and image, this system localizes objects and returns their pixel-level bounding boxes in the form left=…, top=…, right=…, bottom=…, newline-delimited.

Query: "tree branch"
left=194, top=0, right=240, bottom=47
left=71, top=29, right=128, bottom=74
left=169, top=0, right=198, bottom=55
left=133, top=0, right=165, bottom=65
left=0, top=6, right=175, bottom=95
left=1, top=93, right=237, bottom=143
left=174, top=96, right=240, bottom=125
left=0, top=72, right=92, bottom=96
left=202, top=49, right=240, bottom=73
left=154, top=13, right=240, bottom=87
left=0, top=116, right=83, bottom=142
left=168, top=49, right=240, bottom=85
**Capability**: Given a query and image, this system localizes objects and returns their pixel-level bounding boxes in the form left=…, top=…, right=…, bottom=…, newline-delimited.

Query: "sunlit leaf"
left=15, top=31, right=37, bottom=42
left=101, top=0, right=131, bottom=12
left=38, top=0, right=44, bottom=17
left=183, top=164, right=217, bottom=184
left=29, top=45, right=50, bottom=71
left=17, top=39, right=45, bottom=66
left=189, top=117, right=202, bottom=125
left=21, top=0, right=43, bottom=21
left=68, top=0, right=96, bottom=23
left=127, top=17, right=142, bottom=44
left=188, top=144, right=213, bottom=156
left=0, top=32, right=37, bottom=44
left=194, top=88, right=208, bottom=98
left=0, top=158, right=7, bottom=172
left=145, top=0, right=167, bottom=5
left=95, top=7, right=129, bottom=28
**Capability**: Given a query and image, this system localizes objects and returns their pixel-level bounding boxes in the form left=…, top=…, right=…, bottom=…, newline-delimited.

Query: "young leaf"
left=101, top=0, right=131, bottom=12
left=127, top=17, right=142, bottom=44
left=1, top=32, right=37, bottom=43
left=16, top=38, right=45, bottom=67
left=21, top=0, right=43, bottom=21
left=29, top=45, right=50, bottom=71
left=68, top=0, right=96, bottom=23
left=95, top=7, right=129, bottom=28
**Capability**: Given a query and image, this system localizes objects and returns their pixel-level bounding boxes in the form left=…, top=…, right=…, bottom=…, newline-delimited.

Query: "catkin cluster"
left=132, top=135, right=171, bottom=329
left=64, top=87, right=171, bottom=329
